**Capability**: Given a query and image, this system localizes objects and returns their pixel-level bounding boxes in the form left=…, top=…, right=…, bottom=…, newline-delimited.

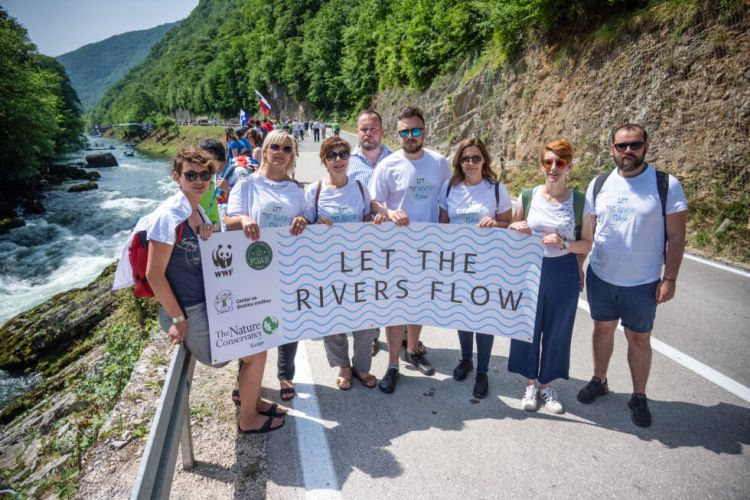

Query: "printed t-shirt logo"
left=409, top=176, right=433, bottom=202
left=260, top=202, right=292, bottom=227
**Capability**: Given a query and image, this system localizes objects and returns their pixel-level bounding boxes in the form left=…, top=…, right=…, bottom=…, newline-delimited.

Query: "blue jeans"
left=458, top=331, right=495, bottom=374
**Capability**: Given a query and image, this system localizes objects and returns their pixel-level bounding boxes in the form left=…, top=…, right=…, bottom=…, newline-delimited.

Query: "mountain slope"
left=56, top=21, right=179, bottom=110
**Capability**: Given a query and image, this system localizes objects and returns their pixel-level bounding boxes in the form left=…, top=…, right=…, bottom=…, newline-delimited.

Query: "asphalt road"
left=259, top=131, right=749, bottom=499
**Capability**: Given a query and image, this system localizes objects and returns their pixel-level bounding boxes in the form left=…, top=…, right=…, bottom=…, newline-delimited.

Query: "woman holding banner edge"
left=438, top=137, right=512, bottom=399
left=133, top=147, right=285, bottom=434
left=225, top=129, right=312, bottom=402
left=306, top=136, right=379, bottom=390
left=507, top=139, right=592, bottom=414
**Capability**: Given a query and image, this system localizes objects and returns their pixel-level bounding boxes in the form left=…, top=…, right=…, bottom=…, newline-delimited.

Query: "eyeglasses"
left=398, top=128, right=423, bottom=138
left=269, top=143, right=294, bottom=154
left=325, top=150, right=350, bottom=161
left=183, top=170, right=213, bottom=182
left=460, top=155, right=483, bottom=165
left=542, top=158, right=569, bottom=169
left=613, top=141, right=645, bottom=152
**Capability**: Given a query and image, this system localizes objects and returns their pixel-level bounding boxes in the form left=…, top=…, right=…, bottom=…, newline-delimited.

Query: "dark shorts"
left=586, top=265, right=659, bottom=334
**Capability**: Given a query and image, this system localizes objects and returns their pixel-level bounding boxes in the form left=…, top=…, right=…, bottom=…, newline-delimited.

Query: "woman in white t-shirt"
left=438, top=137, right=512, bottom=399
left=305, top=136, right=379, bottom=390
left=507, top=139, right=593, bottom=414
left=226, top=129, right=312, bottom=403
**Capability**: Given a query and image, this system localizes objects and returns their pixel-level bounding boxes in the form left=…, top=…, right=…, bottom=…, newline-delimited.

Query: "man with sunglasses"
left=577, top=123, right=687, bottom=428
left=369, top=106, right=451, bottom=393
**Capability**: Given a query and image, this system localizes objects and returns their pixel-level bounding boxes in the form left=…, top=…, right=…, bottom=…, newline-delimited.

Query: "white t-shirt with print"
left=439, top=179, right=512, bottom=226
left=369, top=148, right=451, bottom=223
left=305, top=177, right=371, bottom=223
left=226, top=174, right=311, bottom=228
left=520, top=187, right=576, bottom=258
left=584, top=164, right=688, bottom=286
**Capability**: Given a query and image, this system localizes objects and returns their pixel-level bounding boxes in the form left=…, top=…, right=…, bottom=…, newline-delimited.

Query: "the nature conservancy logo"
left=262, top=315, right=279, bottom=335
left=212, top=244, right=233, bottom=277
left=246, top=241, right=273, bottom=270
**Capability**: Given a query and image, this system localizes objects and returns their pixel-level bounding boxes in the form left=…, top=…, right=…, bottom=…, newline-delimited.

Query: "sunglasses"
left=613, top=141, right=645, bottom=152
left=269, top=143, right=294, bottom=154
left=326, top=150, right=350, bottom=161
left=460, top=155, right=483, bottom=165
left=542, top=158, right=569, bottom=169
left=183, top=170, right=213, bottom=182
left=398, top=128, right=423, bottom=138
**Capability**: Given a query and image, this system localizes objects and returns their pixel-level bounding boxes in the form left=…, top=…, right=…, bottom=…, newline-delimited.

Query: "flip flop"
left=352, top=370, right=377, bottom=388
left=237, top=416, right=285, bottom=434
left=259, top=402, right=288, bottom=418
left=280, top=386, right=296, bottom=401
left=231, top=389, right=241, bottom=406
left=336, top=376, right=353, bottom=391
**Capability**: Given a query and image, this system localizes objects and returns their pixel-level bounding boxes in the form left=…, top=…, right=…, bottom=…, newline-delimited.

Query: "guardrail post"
left=180, top=356, right=197, bottom=470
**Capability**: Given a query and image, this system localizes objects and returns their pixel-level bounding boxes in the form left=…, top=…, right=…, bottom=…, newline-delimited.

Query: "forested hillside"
left=92, top=0, right=748, bottom=260
left=0, top=8, right=85, bottom=224
left=56, top=21, right=179, bottom=111
left=92, top=0, right=664, bottom=124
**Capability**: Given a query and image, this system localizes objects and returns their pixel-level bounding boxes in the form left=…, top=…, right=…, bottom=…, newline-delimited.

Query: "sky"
left=2, top=0, right=199, bottom=56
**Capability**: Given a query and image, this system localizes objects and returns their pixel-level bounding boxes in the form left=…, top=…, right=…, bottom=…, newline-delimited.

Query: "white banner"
left=199, top=223, right=543, bottom=364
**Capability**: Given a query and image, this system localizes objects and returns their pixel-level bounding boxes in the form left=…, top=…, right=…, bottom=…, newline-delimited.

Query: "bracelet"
left=172, top=315, right=186, bottom=324
left=662, top=277, right=676, bottom=282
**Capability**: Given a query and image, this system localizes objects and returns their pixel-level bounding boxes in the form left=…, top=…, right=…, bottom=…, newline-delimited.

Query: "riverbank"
left=110, top=125, right=225, bottom=157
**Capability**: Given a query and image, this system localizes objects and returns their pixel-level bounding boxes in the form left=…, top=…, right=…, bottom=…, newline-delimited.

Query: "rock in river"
left=85, top=152, right=118, bottom=167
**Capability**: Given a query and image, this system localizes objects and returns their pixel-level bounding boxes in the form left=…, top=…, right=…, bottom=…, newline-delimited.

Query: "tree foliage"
left=91, top=0, right=655, bottom=124
left=0, top=8, right=85, bottom=190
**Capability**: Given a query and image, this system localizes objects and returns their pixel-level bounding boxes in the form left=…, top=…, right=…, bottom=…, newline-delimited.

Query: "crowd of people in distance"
left=114, top=106, right=687, bottom=433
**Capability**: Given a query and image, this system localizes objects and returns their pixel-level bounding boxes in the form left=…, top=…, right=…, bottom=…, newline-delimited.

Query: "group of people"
left=115, top=106, right=687, bottom=433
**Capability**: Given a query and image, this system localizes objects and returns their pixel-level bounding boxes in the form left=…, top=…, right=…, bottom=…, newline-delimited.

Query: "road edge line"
left=577, top=298, right=750, bottom=403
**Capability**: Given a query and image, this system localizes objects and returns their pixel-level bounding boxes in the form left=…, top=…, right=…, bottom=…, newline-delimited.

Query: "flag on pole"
left=255, top=89, right=272, bottom=115
left=239, top=109, right=249, bottom=126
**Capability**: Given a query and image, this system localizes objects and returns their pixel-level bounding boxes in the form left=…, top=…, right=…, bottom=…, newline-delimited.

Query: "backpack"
left=592, top=167, right=669, bottom=256
left=313, top=179, right=366, bottom=222
left=128, top=223, right=185, bottom=298
left=521, top=187, right=585, bottom=240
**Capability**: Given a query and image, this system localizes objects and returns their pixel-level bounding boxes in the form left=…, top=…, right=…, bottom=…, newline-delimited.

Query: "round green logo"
left=262, top=315, right=279, bottom=335
left=246, top=241, right=273, bottom=270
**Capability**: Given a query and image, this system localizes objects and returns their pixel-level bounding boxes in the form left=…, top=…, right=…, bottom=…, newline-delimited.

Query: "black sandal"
left=231, top=389, right=241, bottom=406
left=259, top=402, right=288, bottom=418
left=280, top=386, right=296, bottom=401
left=238, top=416, right=285, bottom=434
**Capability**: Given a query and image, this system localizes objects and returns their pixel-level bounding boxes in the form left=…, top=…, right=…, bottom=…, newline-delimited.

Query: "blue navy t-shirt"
left=165, top=222, right=205, bottom=307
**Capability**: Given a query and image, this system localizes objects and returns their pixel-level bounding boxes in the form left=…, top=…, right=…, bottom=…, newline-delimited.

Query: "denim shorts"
left=585, top=265, right=659, bottom=334
left=159, top=302, right=229, bottom=368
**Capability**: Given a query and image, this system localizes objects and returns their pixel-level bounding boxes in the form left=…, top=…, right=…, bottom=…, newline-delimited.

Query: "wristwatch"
left=172, top=315, right=186, bottom=324
left=561, top=237, right=570, bottom=250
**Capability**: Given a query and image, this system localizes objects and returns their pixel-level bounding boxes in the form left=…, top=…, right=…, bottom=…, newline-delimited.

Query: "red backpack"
left=128, top=223, right=185, bottom=298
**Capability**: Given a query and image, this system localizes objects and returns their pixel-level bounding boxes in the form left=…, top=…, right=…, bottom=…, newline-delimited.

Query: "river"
left=0, top=136, right=175, bottom=408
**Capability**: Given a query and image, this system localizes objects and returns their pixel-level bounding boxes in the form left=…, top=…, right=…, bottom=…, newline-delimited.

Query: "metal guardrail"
left=131, top=344, right=196, bottom=500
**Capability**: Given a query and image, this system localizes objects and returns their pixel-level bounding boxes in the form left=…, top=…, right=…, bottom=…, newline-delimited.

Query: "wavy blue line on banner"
left=277, top=307, right=536, bottom=329
left=277, top=235, right=542, bottom=255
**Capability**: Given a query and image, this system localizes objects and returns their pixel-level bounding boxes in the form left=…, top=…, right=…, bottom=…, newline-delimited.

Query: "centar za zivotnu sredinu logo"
left=212, top=244, right=233, bottom=277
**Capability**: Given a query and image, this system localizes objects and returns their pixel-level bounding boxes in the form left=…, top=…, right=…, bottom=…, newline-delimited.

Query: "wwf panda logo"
left=212, top=244, right=233, bottom=269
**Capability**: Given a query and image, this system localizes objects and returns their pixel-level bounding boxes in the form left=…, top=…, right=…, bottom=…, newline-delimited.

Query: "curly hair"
left=172, top=147, right=217, bottom=174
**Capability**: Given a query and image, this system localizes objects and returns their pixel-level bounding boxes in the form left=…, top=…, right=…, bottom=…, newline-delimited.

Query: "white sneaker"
left=541, top=387, right=564, bottom=414
left=521, top=383, right=539, bottom=411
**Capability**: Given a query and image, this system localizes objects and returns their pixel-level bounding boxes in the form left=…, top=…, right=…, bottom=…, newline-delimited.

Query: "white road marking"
left=683, top=253, right=750, bottom=278
left=292, top=342, right=343, bottom=499
left=577, top=298, right=750, bottom=403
